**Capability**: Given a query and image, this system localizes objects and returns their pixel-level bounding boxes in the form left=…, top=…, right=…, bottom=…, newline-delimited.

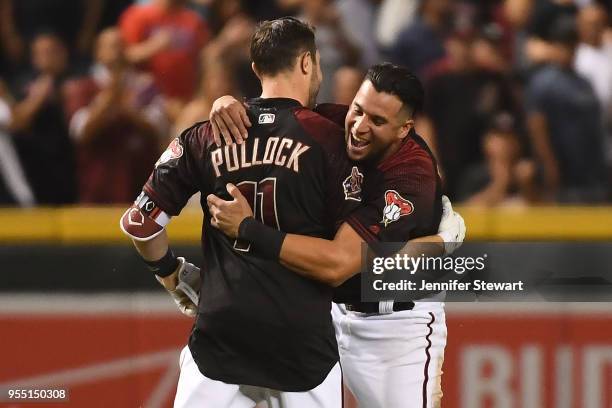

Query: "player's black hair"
left=250, top=17, right=317, bottom=76
left=365, top=63, right=424, bottom=117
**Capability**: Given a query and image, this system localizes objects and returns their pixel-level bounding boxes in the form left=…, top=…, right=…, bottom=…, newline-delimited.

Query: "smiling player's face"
left=345, top=80, right=413, bottom=163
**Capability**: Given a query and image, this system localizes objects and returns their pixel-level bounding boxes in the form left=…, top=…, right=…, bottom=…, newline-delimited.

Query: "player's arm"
left=279, top=195, right=464, bottom=285
left=122, top=216, right=200, bottom=316
left=207, top=96, right=345, bottom=146
left=128, top=226, right=175, bottom=291
left=208, top=185, right=464, bottom=287
left=277, top=223, right=445, bottom=287
left=120, top=125, right=204, bottom=315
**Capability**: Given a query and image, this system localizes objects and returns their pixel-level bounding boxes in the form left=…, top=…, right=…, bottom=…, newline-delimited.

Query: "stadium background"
left=0, top=0, right=611, bottom=407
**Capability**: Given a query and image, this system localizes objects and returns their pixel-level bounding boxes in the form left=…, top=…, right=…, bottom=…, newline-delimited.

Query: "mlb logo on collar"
left=259, top=113, right=275, bottom=124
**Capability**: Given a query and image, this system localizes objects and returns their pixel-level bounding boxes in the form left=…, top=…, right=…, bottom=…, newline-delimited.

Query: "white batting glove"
left=437, top=195, right=466, bottom=255
left=156, top=257, right=200, bottom=317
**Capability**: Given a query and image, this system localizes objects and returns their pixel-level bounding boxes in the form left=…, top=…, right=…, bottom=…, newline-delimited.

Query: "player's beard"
left=306, top=70, right=320, bottom=108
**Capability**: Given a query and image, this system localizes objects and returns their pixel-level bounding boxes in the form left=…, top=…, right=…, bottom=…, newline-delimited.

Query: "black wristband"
left=143, top=249, right=179, bottom=277
left=238, top=217, right=286, bottom=260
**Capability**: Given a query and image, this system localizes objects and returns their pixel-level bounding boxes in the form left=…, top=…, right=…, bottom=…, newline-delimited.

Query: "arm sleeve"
left=143, top=124, right=204, bottom=215
left=345, top=152, right=438, bottom=255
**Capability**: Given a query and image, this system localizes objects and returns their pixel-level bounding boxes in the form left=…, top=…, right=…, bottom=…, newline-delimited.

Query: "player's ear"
left=300, top=51, right=311, bottom=75
left=399, top=119, right=415, bottom=140
left=251, top=62, right=261, bottom=80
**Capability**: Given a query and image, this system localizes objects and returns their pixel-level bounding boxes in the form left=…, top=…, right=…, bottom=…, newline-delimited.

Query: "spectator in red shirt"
left=119, top=0, right=209, bottom=103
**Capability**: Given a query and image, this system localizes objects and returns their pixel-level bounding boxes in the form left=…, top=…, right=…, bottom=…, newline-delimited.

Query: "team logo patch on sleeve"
left=155, top=137, right=184, bottom=168
left=381, top=190, right=414, bottom=227
left=343, top=166, right=364, bottom=201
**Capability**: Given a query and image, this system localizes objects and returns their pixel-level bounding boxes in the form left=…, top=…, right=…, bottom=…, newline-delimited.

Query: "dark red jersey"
left=345, top=131, right=442, bottom=246
left=143, top=98, right=360, bottom=391
left=313, top=104, right=443, bottom=303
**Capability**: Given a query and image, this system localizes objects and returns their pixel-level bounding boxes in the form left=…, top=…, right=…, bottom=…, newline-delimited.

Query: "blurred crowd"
left=0, top=0, right=610, bottom=206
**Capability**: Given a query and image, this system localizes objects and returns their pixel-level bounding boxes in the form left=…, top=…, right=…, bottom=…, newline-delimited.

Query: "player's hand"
left=156, top=257, right=200, bottom=317
left=207, top=183, right=253, bottom=238
left=437, top=195, right=466, bottom=255
left=210, top=96, right=252, bottom=147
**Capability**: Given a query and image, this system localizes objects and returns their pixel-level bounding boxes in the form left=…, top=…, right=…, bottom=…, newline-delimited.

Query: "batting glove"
left=156, top=257, right=200, bottom=317
left=437, top=195, right=466, bottom=255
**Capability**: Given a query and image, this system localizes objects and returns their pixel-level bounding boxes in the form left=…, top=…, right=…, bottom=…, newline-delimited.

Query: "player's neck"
left=260, top=78, right=309, bottom=107
left=379, top=139, right=405, bottom=163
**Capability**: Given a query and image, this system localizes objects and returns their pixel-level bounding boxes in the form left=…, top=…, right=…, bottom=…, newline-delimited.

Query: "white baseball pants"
left=174, top=346, right=342, bottom=408
left=332, top=302, right=447, bottom=408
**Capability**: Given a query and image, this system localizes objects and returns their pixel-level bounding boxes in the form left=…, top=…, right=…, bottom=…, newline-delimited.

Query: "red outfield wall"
left=0, top=297, right=610, bottom=408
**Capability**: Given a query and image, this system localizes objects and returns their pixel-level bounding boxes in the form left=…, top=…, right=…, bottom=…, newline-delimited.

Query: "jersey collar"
left=247, top=97, right=303, bottom=110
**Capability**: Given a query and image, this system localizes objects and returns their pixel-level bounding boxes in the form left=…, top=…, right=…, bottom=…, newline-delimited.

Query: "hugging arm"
left=276, top=222, right=446, bottom=287
left=208, top=185, right=465, bottom=287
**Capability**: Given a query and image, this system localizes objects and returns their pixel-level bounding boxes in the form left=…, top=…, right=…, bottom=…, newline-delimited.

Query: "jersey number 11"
left=233, top=177, right=279, bottom=252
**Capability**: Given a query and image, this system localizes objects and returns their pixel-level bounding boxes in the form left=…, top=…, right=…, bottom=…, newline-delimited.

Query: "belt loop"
left=379, top=300, right=394, bottom=314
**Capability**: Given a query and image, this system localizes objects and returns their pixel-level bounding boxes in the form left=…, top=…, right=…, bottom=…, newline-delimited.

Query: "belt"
left=344, top=301, right=414, bottom=314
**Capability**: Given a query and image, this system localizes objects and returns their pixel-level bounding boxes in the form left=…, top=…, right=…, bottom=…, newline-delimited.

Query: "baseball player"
left=207, top=63, right=463, bottom=408
left=120, top=18, right=351, bottom=407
